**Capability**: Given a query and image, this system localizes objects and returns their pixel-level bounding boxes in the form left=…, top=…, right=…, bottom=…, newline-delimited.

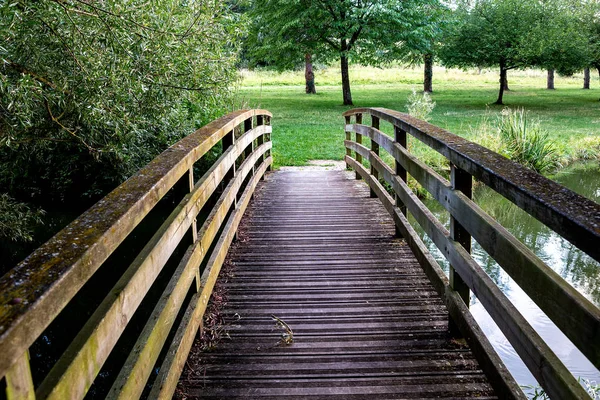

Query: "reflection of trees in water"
left=561, top=242, right=600, bottom=306
left=407, top=207, right=449, bottom=274
left=551, top=165, right=600, bottom=305
left=411, top=196, right=512, bottom=290
left=471, top=168, right=600, bottom=307
left=474, top=186, right=546, bottom=245
left=410, top=164, right=600, bottom=305
left=472, top=243, right=511, bottom=293
left=407, top=210, right=449, bottom=273
left=553, top=163, right=600, bottom=204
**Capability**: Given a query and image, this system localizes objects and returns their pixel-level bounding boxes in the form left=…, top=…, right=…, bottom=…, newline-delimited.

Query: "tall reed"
left=497, top=108, right=558, bottom=174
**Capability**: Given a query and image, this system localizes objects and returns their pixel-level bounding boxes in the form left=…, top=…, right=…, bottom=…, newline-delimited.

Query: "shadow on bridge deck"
left=177, top=170, right=496, bottom=399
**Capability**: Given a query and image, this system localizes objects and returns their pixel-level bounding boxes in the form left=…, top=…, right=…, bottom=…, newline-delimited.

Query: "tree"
left=521, top=0, right=590, bottom=88
left=423, top=54, right=434, bottom=93
left=305, top=53, right=317, bottom=94
left=0, top=0, right=243, bottom=256
left=0, top=0, right=242, bottom=206
left=547, top=70, right=555, bottom=90
left=439, top=0, right=588, bottom=104
left=439, top=0, right=537, bottom=104
left=583, top=1, right=600, bottom=84
left=541, top=0, right=600, bottom=91
left=245, top=1, right=317, bottom=92
left=247, top=0, right=438, bottom=105
left=395, top=2, right=449, bottom=93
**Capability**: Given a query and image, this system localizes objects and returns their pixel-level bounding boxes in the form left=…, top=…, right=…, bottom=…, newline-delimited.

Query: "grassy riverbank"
left=238, top=65, right=600, bottom=172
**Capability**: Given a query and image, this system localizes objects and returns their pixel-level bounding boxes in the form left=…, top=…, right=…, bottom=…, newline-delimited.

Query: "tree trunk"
left=547, top=69, right=555, bottom=90
left=305, top=53, right=316, bottom=94
left=496, top=65, right=507, bottom=105
left=423, top=53, right=433, bottom=93
left=583, top=68, right=590, bottom=89
left=340, top=45, right=353, bottom=105
left=503, top=72, right=510, bottom=91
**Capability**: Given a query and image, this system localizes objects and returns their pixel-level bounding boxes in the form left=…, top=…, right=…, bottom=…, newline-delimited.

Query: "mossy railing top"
left=346, top=108, right=600, bottom=261
left=0, top=109, right=272, bottom=399
left=343, top=107, right=600, bottom=400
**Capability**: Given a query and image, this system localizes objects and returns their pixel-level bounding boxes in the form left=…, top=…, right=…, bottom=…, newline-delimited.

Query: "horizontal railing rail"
left=0, top=109, right=273, bottom=399
left=343, top=107, right=600, bottom=400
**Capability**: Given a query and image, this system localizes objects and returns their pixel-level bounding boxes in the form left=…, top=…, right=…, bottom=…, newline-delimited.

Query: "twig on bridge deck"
left=271, top=314, right=294, bottom=345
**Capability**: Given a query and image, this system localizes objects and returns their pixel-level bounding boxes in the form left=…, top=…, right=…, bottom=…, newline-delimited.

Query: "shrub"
left=406, top=88, right=436, bottom=121
left=0, top=1, right=243, bottom=205
left=0, top=194, right=44, bottom=242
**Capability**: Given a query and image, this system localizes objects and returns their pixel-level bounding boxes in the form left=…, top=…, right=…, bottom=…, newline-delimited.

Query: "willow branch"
left=143, top=80, right=225, bottom=91
left=38, top=17, right=87, bottom=73
left=4, top=60, right=62, bottom=91
left=45, top=100, right=98, bottom=153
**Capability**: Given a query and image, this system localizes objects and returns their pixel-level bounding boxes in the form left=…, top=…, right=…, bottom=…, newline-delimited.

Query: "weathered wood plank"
left=448, top=164, right=472, bottom=324
left=394, top=125, right=408, bottom=217
left=0, top=110, right=271, bottom=378
left=345, top=115, right=352, bottom=169
left=345, top=125, right=600, bottom=371
left=348, top=153, right=590, bottom=399
left=370, top=116, right=380, bottom=198
left=149, top=158, right=272, bottom=400
left=177, top=169, right=500, bottom=400
left=5, top=354, right=35, bottom=400
left=344, top=107, right=600, bottom=264
left=106, top=143, right=272, bottom=399
left=345, top=124, right=600, bottom=370
left=355, top=113, right=363, bottom=180
left=36, top=127, right=271, bottom=400
left=346, top=157, right=523, bottom=399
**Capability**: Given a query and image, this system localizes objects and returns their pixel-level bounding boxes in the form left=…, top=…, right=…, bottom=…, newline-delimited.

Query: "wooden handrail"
left=344, top=108, right=600, bottom=263
left=0, top=110, right=273, bottom=399
left=343, top=107, right=599, bottom=400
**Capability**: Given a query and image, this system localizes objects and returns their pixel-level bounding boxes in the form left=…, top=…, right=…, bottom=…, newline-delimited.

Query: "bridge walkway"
left=176, top=170, right=497, bottom=399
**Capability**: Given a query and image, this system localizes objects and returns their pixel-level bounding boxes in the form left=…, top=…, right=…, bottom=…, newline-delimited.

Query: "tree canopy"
left=0, top=0, right=243, bottom=205
left=394, top=1, right=450, bottom=93
left=583, top=1, right=600, bottom=77
left=247, top=0, right=441, bottom=105
left=520, top=0, right=590, bottom=75
left=439, top=0, right=590, bottom=104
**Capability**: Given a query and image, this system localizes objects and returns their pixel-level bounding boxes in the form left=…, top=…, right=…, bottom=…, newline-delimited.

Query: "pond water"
left=409, top=162, right=600, bottom=392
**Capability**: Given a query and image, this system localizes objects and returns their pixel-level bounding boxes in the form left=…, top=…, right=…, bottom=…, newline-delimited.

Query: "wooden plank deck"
left=176, top=170, right=497, bottom=399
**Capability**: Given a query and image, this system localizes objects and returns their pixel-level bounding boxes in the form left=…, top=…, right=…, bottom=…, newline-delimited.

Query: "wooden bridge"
left=0, top=109, right=599, bottom=399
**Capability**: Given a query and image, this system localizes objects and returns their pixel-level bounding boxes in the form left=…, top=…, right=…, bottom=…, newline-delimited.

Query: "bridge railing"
left=0, top=110, right=272, bottom=400
left=343, top=107, right=600, bottom=400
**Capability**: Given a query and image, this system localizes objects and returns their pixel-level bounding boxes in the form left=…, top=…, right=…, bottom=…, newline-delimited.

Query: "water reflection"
left=411, top=162, right=600, bottom=389
left=470, top=163, right=600, bottom=306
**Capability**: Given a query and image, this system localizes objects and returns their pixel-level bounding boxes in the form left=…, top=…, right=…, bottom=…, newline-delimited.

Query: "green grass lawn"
left=238, top=65, right=600, bottom=170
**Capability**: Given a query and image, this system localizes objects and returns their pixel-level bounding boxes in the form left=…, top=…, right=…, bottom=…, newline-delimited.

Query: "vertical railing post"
left=345, top=115, right=351, bottom=169
left=449, top=163, right=472, bottom=336
left=264, top=115, right=272, bottom=172
left=244, top=117, right=254, bottom=176
left=355, top=114, right=363, bottom=180
left=233, top=124, right=242, bottom=176
left=222, top=129, right=235, bottom=186
left=188, top=167, right=197, bottom=241
left=256, top=115, right=266, bottom=179
left=370, top=116, right=380, bottom=198
left=394, top=125, right=408, bottom=237
left=222, top=128, right=237, bottom=241
left=188, top=166, right=202, bottom=291
left=5, top=352, right=35, bottom=400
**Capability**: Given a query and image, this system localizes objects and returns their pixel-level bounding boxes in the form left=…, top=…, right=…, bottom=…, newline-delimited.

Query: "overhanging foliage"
left=0, top=0, right=243, bottom=204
